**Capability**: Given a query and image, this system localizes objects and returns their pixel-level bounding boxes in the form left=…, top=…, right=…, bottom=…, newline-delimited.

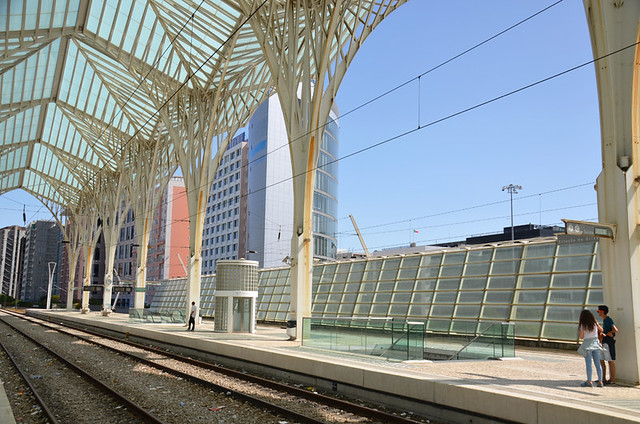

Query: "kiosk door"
left=233, top=297, right=251, bottom=332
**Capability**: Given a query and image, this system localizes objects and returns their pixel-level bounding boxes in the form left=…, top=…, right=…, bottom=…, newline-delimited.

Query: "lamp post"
left=502, top=184, right=522, bottom=241
left=47, top=262, right=56, bottom=309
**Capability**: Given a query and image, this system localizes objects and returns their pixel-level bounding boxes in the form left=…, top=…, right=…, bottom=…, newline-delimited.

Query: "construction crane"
left=349, top=214, right=370, bottom=258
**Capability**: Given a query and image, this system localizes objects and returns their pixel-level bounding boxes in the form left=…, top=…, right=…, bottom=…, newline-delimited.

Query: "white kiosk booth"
left=214, top=259, right=259, bottom=333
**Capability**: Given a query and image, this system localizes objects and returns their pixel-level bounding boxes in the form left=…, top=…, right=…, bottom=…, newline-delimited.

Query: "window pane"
left=396, top=280, right=415, bottom=291
left=548, top=290, right=585, bottom=304
left=522, top=258, right=553, bottom=273
left=520, top=275, right=550, bottom=288
left=526, top=243, right=556, bottom=258
left=391, top=292, right=412, bottom=303
left=557, top=242, right=594, bottom=256
left=371, top=304, right=388, bottom=315
left=408, top=304, right=430, bottom=317
left=441, top=265, right=463, bottom=277
left=491, top=260, right=520, bottom=275
left=461, top=278, right=486, bottom=290
left=516, top=290, right=547, bottom=304
left=401, top=256, right=421, bottom=267
left=586, top=289, right=603, bottom=305
left=454, top=305, right=481, bottom=318
left=458, top=292, right=483, bottom=303
left=555, top=256, right=592, bottom=272
left=345, top=282, right=361, bottom=292
left=415, top=279, right=436, bottom=291
left=390, top=303, right=409, bottom=315
left=338, top=302, right=355, bottom=315
left=482, top=305, right=510, bottom=319
left=545, top=306, right=582, bottom=322
left=464, top=262, right=490, bottom=276
left=551, top=273, right=588, bottom=288
left=494, top=246, right=523, bottom=260
left=443, top=252, right=466, bottom=264
left=485, top=291, right=513, bottom=303
left=436, top=279, right=460, bottom=290
left=357, top=292, right=373, bottom=303
left=541, top=323, right=577, bottom=341
left=467, top=249, right=493, bottom=262
left=488, top=276, right=516, bottom=289
left=421, top=254, right=442, bottom=266
left=412, top=292, right=433, bottom=303
left=398, top=267, right=418, bottom=279
left=434, top=292, right=456, bottom=302
left=373, top=292, right=391, bottom=303
left=417, top=267, right=439, bottom=278
left=515, top=322, right=541, bottom=338
left=431, top=304, right=454, bottom=317
left=513, top=306, right=544, bottom=320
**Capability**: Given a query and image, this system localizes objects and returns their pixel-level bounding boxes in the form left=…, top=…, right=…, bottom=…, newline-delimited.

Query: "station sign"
left=83, top=285, right=104, bottom=292
left=557, top=234, right=598, bottom=245
left=562, top=219, right=615, bottom=240
left=113, top=286, right=134, bottom=293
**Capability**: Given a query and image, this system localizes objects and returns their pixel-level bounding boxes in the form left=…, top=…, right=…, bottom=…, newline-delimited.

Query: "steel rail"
left=6, top=312, right=328, bottom=424
left=16, top=311, right=424, bottom=424
left=0, top=315, right=169, bottom=424
left=0, top=336, right=59, bottom=424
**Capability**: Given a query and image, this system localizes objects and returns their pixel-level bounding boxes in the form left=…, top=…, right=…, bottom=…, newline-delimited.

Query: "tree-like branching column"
left=240, top=0, right=407, bottom=336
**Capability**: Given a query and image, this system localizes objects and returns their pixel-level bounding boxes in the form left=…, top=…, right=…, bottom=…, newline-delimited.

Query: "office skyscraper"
left=201, top=95, right=339, bottom=271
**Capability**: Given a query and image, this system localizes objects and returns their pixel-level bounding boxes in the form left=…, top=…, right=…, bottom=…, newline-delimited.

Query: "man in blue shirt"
left=597, top=305, right=618, bottom=384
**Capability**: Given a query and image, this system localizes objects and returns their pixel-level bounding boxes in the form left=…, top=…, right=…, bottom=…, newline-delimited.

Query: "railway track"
left=0, top=314, right=167, bottom=424
left=0, top=310, right=428, bottom=424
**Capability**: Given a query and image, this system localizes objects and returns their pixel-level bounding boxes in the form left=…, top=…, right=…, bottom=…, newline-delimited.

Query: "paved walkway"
left=6, top=309, right=640, bottom=423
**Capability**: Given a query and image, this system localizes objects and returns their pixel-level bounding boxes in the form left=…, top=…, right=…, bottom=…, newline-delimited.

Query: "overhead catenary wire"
left=4, top=2, right=619, bottom=256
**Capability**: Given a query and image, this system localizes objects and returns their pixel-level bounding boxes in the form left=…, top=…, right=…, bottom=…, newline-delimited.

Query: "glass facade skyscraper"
left=246, top=95, right=339, bottom=268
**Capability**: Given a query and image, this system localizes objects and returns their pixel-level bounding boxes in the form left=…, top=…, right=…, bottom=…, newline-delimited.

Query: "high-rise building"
left=0, top=225, right=25, bottom=300
left=20, top=220, right=62, bottom=303
left=246, top=95, right=339, bottom=268
left=146, top=176, right=190, bottom=281
left=201, top=133, right=249, bottom=275
left=200, top=95, right=339, bottom=272
left=114, top=208, right=137, bottom=281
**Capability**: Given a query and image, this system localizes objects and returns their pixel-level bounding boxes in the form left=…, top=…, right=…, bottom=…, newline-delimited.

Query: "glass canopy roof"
left=1, top=0, right=270, bottom=209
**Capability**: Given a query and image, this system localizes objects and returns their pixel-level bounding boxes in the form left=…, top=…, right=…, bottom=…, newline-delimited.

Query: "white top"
left=190, top=304, right=197, bottom=317
left=581, top=325, right=598, bottom=339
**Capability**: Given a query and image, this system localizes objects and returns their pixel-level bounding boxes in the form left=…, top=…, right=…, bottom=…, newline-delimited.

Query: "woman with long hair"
left=578, top=309, right=604, bottom=387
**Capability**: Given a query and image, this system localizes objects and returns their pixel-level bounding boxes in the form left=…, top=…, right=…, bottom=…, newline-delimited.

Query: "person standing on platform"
left=597, top=305, right=618, bottom=384
left=187, top=301, right=197, bottom=331
left=577, top=309, right=604, bottom=387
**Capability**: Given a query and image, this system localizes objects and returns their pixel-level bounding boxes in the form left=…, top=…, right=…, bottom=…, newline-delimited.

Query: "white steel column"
left=129, top=137, right=176, bottom=310
left=94, top=170, right=131, bottom=314
left=584, top=0, right=640, bottom=384
left=243, top=0, right=408, bottom=337
left=80, top=204, right=102, bottom=313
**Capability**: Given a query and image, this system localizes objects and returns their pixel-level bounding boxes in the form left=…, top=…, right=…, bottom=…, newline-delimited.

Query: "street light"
left=502, top=184, right=522, bottom=241
left=47, top=262, right=56, bottom=309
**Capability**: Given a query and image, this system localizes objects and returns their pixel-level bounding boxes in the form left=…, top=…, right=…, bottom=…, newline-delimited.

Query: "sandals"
left=580, top=381, right=593, bottom=387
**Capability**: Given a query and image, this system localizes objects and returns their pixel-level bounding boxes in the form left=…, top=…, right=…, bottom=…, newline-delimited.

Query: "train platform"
left=14, top=309, right=640, bottom=423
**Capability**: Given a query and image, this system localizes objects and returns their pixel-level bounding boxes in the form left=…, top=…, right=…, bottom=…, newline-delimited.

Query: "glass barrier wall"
left=302, top=317, right=425, bottom=361
left=150, top=237, right=601, bottom=344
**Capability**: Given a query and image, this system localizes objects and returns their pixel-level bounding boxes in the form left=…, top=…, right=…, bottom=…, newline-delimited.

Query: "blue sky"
left=334, top=0, right=601, bottom=253
left=1, top=0, right=601, bottom=255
